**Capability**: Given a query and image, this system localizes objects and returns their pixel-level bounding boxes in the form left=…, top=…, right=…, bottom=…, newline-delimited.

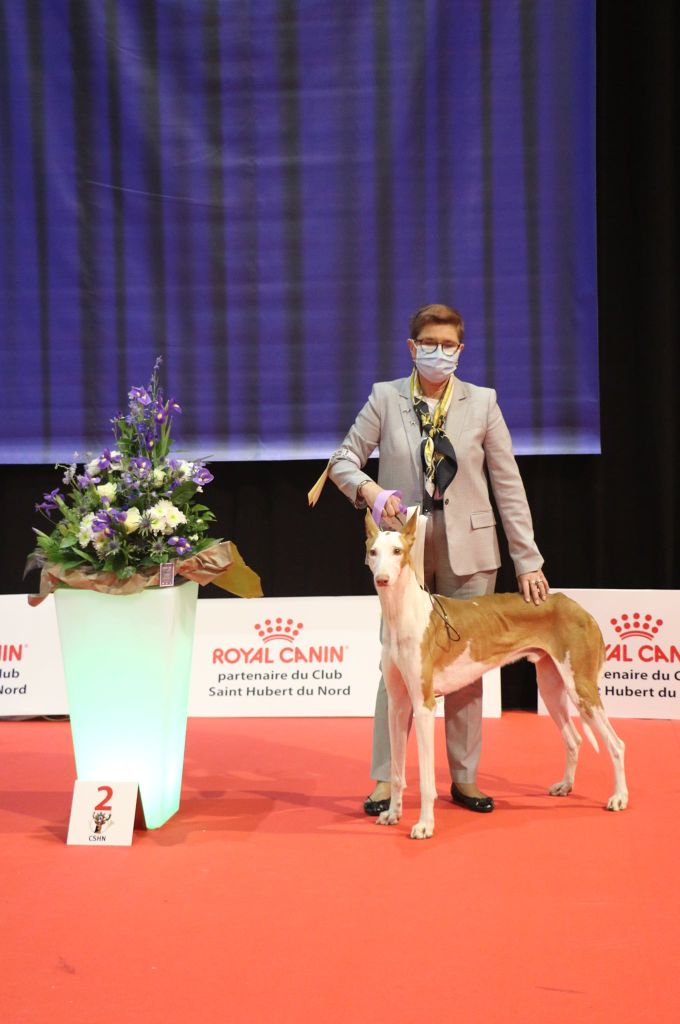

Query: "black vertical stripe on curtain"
left=202, top=0, right=229, bottom=435
left=434, top=1, right=453, bottom=303
left=0, top=2, right=15, bottom=382
left=277, top=0, right=304, bottom=439
left=480, top=0, right=496, bottom=386
left=25, top=0, right=50, bottom=443
left=137, top=2, right=167, bottom=369
left=338, top=12, right=360, bottom=430
left=407, top=1, right=427, bottom=305
left=373, top=0, right=394, bottom=382
left=165, top=0, right=196, bottom=439
left=104, top=0, right=128, bottom=399
left=519, top=1, right=543, bottom=441
left=235, top=6, right=262, bottom=427
left=551, top=1, right=577, bottom=434
left=69, top=1, right=100, bottom=440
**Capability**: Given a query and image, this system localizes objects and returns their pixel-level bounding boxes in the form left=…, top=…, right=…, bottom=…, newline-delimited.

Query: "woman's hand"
left=359, top=481, right=404, bottom=527
left=517, top=570, right=549, bottom=605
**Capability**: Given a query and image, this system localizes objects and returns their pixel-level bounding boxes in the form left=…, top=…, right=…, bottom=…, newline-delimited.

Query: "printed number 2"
left=94, top=786, right=113, bottom=811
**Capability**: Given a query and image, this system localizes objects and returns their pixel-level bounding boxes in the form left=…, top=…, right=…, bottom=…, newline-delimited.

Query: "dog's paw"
left=548, top=780, right=573, bottom=797
left=377, top=809, right=401, bottom=826
left=606, top=792, right=628, bottom=811
left=410, top=821, right=434, bottom=840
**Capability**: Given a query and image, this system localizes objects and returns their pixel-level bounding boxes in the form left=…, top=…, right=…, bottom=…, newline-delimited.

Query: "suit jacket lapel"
left=396, top=377, right=423, bottom=481
left=444, top=376, right=470, bottom=444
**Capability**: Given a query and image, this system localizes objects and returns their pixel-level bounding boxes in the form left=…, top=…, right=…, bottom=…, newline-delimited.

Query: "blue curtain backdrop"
left=0, top=0, right=598, bottom=462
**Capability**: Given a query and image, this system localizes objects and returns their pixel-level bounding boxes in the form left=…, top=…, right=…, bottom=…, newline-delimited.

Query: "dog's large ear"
left=402, top=509, right=419, bottom=541
left=365, top=509, right=379, bottom=542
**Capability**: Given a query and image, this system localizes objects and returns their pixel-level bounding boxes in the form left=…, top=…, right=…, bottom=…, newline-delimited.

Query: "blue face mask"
left=414, top=347, right=459, bottom=385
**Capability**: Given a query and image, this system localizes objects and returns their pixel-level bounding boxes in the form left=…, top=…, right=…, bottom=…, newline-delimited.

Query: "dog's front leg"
left=411, top=705, right=436, bottom=839
left=378, top=665, right=410, bottom=827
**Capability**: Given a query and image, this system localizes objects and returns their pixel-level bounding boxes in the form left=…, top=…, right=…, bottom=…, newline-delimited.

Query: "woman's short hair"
left=409, top=303, right=465, bottom=342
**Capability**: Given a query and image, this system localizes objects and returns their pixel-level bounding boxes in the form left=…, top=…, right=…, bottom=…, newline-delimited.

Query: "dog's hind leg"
left=535, top=655, right=582, bottom=797
left=411, top=705, right=436, bottom=839
left=586, top=705, right=628, bottom=811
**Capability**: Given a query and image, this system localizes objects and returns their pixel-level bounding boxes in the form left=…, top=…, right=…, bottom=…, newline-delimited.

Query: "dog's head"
left=365, top=509, right=418, bottom=588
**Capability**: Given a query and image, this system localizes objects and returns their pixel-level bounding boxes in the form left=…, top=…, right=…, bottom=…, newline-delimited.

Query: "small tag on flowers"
left=159, top=562, right=176, bottom=588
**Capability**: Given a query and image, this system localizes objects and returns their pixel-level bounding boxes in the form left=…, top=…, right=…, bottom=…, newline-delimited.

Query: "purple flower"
left=75, top=472, right=100, bottom=489
left=128, top=386, right=151, bottom=407
left=136, top=424, right=156, bottom=449
left=95, top=448, right=122, bottom=472
left=91, top=508, right=126, bottom=538
left=151, top=401, right=168, bottom=426
left=166, top=398, right=182, bottom=415
left=91, top=512, right=114, bottom=538
left=130, top=457, right=152, bottom=477
left=192, top=466, right=214, bottom=487
left=35, top=488, right=62, bottom=517
left=167, top=535, right=192, bottom=556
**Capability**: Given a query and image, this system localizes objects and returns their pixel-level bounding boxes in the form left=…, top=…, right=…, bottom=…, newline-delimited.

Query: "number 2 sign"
left=66, top=781, right=140, bottom=846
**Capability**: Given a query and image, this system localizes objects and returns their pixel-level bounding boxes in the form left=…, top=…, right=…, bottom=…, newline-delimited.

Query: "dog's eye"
left=393, top=547, right=402, bottom=555
left=368, top=548, right=376, bottom=556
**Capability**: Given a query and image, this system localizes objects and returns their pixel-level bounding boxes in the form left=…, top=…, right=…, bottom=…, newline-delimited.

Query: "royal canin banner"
left=0, top=595, right=68, bottom=715
left=537, top=589, right=680, bottom=719
left=1, top=590, right=678, bottom=720
left=192, top=595, right=383, bottom=717
left=189, top=595, right=500, bottom=718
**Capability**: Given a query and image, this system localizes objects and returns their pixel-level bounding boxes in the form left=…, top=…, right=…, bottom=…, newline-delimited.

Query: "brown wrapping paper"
left=28, top=540, right=263, bottom=606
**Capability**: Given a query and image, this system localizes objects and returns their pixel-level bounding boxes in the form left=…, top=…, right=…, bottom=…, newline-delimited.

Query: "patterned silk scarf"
left=410, top=369, right=458, bottom=509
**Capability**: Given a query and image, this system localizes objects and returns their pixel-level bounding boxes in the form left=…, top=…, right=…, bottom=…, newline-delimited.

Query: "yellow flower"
left=96, top=482, right=117, bottom=502
left=123, top=508, right=142, bottom=534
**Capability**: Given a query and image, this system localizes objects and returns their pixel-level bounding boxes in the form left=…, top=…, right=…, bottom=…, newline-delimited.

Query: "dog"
left=365, top=510, right=628, bottom=839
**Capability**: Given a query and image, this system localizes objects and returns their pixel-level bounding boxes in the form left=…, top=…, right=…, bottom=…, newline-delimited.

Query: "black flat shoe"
left=363, top=796, right=391, bottom=816
left=450, top=783, right=494, bottom=813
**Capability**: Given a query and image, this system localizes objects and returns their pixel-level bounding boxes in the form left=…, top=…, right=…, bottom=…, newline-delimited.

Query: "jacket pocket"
left=470, top=509, right=496, bottom=529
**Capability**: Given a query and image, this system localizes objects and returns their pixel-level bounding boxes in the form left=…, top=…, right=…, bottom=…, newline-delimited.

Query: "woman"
left=327, top=303, right=548, bottom=815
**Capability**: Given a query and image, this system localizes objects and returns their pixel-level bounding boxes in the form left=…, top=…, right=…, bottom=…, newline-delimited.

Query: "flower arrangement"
left=28, top=359, right=261, bottom=601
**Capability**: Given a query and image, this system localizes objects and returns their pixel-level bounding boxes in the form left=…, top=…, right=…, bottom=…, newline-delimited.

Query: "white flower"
left=152, top=467, right=166, bottom=486
left=85, top=458, right=101, bottom=477
left=176, top=460, right=193, bottom=479
left=91, top=532, right=108, bottom=553
left=77, top=513, right=95, bottom=548
left=122, top=507, right=142, bottom=534
left=109, top=450, right=123, bottom=471
left=148, top=498, right=187, bottom=535
left=96, top=483, right=117, bottom=502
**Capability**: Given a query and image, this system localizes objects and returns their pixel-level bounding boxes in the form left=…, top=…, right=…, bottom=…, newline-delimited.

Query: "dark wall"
left=2, top=0, right=678, bottom=709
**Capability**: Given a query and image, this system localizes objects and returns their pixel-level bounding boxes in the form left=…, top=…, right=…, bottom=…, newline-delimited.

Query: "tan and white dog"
left=366, top=510, right=628, bottom=839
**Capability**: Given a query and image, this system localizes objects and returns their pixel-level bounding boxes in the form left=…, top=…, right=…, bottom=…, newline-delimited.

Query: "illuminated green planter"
left=54, top=582, right=198, bottom=829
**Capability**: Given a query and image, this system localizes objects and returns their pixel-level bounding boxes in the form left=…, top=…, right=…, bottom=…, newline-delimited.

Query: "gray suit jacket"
left=328, top=376, right=543, bottom=577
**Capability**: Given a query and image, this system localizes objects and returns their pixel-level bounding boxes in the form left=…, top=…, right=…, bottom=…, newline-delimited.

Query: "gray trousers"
left=371, top=511, right=497, bottom=784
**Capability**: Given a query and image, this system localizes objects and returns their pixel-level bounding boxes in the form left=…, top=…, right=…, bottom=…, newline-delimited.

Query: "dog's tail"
left=578, top=711, right=600, bottom=754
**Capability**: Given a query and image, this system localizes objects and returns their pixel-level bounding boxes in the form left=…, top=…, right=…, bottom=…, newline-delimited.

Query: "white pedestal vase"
left=54, top=582, right=198, bottom=829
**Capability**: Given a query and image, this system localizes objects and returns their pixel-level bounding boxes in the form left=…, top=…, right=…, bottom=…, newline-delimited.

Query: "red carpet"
left=2, top=713, right=679, bottom=1023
